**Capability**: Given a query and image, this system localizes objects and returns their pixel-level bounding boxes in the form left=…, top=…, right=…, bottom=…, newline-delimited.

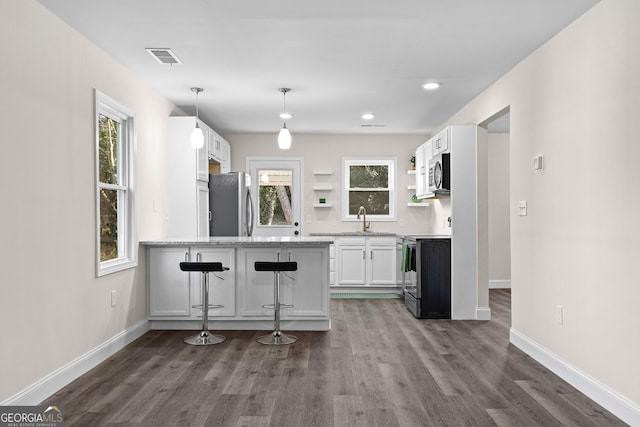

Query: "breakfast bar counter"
left=140, top=236, right=333, bottom=331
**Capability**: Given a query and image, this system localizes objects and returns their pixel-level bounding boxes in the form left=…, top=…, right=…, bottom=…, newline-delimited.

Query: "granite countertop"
left=140, top=236, right=335, bottom=246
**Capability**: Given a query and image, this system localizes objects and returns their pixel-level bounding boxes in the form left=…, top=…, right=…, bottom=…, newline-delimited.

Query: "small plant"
left=410, top=155, right=416, bottom=169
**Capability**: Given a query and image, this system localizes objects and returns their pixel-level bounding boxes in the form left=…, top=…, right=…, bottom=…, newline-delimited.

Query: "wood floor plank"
left=40, top=290, right=627, bottom=427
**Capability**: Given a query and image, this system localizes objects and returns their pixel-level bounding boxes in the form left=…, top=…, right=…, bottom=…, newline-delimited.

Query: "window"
left=342, top=157, right=396, bottom=221
left=95, top=90, right=136, bottom=276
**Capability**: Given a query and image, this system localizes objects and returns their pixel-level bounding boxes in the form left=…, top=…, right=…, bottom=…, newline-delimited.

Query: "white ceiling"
left=36, top=0, right=599, bottom=136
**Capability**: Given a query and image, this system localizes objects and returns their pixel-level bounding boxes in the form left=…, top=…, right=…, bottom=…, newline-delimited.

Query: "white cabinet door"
left=367, top=238, right=397, bottom=286
left=148, top=247, right=191, bottom=317
left=220, top=137, right=231, bottom=173
left=196, top=181, right=209, bottom=238
left=286, top=247, right=329, bottom=317
left=189, top=247, right=235, bottom=317
left=237, top=248, right=282, bottom=316
left=417, top=140, right=435, bottom=199
left=196, top=120, right=210, bottom=181
left=432, top=127, right=449, bottom=155
left=335, top=239, right=367, bottom=286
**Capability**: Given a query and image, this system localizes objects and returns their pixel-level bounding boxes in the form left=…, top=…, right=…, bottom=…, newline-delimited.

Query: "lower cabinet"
left=236, top=247, right=328, bottom=318
left=148, top=247, right=234, bottom=319
left=335, top=237, right=397, bottom=287
left=148, top=247, right=191, bottom=317
left=147, top=244, right=329, bottom=328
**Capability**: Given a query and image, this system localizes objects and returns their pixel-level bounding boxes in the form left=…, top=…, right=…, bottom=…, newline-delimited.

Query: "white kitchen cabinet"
left=432, top=127, right=449, bottom=155
left=196, top=181, right=209, bottom=238
left=148, top=247, right=191, bottom=317
left=415, top=140, right=431, bottom=199
left=219, top=136, right=231, bottom=173
left=148, top=247, right=235, bottom=319
left=188, top=247, right=235, bottom=317
left=168, top=116, right=210, bottom=238
left=368, top=238, right=397, bottom=285
left=335, top=236, right=397, bottom=287
left=236, top=247, right=329, bottom=318
left=335, top=238, right=367, bottom=286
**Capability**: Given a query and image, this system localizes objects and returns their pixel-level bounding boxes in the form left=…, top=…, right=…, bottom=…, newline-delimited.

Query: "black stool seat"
left=180, top=262, right=229, bottom=273
left=254, top=261, right=297, bottom=272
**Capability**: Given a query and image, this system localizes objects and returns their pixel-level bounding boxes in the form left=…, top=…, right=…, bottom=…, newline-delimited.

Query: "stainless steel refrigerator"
left=209, top=172, right=254, bottom=236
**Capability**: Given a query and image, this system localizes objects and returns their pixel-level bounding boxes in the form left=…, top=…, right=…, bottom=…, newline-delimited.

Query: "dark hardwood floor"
left=43, top=290, right=626, bottom=426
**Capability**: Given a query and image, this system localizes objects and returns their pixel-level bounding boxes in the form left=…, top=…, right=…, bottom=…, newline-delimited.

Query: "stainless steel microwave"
left=428, top=153, right=450, bottom=195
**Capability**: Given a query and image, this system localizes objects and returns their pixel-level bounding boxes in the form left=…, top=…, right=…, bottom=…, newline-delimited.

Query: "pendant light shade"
left=278, top=123, right=292, bottom=149
left=191, top=121, right=204, bottom=149
left=191, top=87, right=204, bottom=149
left=277, top=88, right=292, bottom=149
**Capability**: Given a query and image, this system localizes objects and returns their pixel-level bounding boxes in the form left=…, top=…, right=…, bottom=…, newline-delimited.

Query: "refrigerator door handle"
left=246, top=189, right=254, bottom=237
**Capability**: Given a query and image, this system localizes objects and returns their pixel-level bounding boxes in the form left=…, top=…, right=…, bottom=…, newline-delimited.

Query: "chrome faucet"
left=356, top=206, right=370, bottom=232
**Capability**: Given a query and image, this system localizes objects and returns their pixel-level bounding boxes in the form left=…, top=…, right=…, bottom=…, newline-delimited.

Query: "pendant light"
left=190, top=87, right=204, bottom=149
left=277, top=88, right=292, bottom=149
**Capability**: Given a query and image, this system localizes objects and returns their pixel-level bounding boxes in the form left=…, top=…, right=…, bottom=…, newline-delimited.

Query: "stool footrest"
left=262, top=303, right=293, bottom=309
left=192, top=304, right=224, bottom=310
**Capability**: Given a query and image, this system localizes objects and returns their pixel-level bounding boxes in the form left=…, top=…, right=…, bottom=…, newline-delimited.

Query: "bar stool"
left=179, top=261, right=229, bottom=346
left=255, top=261, right=298, bottom=345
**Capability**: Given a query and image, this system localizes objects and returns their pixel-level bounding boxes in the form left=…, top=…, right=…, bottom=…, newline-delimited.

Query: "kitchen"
left=1, top=1, right=639, bottom=426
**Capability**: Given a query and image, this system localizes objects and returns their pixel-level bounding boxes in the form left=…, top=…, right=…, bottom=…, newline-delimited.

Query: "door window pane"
left=258, top=169, right=293, bottom=226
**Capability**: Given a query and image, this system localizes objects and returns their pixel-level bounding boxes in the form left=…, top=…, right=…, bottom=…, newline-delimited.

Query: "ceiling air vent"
left=145, top=48, right=182, bottom=65
left=360, top=124, right=385, bottom=128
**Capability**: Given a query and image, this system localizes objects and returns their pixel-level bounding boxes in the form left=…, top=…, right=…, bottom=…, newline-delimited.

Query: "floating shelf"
left=407, top=170, right=417, bottom=175
left=407, top=202, right=430, bottom=207
left=313, top=203, right=333, bottom=208
left=312, top=184, right=333, bottom=191
left=407, top=185, right=416, bottom=190
left=313, top=170, right=333, bottom=175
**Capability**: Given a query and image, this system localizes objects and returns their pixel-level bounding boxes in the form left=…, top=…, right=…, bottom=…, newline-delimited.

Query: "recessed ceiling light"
left=361, top=113, right=375, bottom=120
left=422, top=82, right=441, bottom=90
left=279, top=112, right=293, bottom=119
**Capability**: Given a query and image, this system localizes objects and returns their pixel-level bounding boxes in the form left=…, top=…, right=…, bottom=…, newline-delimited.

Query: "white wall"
left=438, top=0, right=639, bottom=413
left=488, top=133, right=511, bottom=285
left=227, top=133, right=431, bottom=235
left=0, top=1, right=173, bottom=402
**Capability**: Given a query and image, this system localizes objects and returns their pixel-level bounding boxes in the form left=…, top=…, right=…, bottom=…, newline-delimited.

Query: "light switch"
left=533, top=154, right=544, bottom=171
left=518, top=201, right=527, bottom=216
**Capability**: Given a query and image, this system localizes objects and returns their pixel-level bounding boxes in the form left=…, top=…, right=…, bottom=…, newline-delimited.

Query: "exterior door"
left=247, top=157, right=303, bottom=237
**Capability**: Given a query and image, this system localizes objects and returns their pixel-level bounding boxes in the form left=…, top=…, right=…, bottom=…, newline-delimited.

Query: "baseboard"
left=1, top=319, right=150, bottom=406
left=476, top=307, right=491, bottom=320
left=510, top=328, right=640, bottom=426
left=489, top=280, right=511, bottom=289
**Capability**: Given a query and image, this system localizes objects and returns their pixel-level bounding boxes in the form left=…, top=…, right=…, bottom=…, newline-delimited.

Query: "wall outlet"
left=556, top=305, right=563, bottom=325
left=111, top=290, right=117, bottom=308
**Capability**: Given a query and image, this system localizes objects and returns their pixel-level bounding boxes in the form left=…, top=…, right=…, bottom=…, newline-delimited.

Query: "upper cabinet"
left=208, top=131, right=231, bottom=174
left=432, top=127, right=449, bottom=156
left=415, top=140, right=431, bottom=198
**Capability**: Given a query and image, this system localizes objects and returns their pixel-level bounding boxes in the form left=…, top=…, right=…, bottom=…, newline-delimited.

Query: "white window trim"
left=342, top=157, right=397, bottom=221
left=95, top=90, right=137, bottom=277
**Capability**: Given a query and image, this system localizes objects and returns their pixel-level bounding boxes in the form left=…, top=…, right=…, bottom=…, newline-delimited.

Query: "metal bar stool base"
left=256, top=331, right=298, bottom=346
left=184, top=330, right=226, bottom=346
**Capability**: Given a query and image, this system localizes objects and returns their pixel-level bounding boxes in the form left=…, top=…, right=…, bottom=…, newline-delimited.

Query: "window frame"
left=95, top=90, right=137, bottom=277
left=341, top=157, right=397, bottom=221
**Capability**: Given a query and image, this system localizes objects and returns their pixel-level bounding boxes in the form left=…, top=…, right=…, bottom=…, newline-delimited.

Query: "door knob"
left=294, top=231, right=299, bottom=236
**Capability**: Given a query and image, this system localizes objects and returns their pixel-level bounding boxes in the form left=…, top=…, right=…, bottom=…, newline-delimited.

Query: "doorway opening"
left=480, top=107, right=512, bottom=325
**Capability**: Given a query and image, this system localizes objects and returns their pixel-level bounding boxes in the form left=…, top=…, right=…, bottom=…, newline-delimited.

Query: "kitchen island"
left=141, top=236, right=334, bottom=331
